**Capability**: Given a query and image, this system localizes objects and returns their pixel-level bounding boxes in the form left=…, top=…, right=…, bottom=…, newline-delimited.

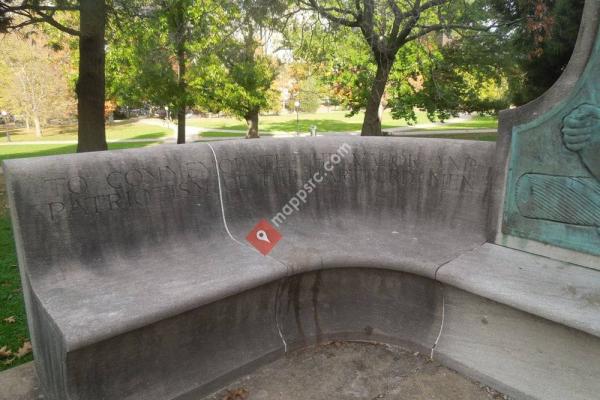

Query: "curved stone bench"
left=3, top=137, right=489, bottom=397
left=5, top=2, right=600, bottom=398
left=4, top=136, right=600, bottom=400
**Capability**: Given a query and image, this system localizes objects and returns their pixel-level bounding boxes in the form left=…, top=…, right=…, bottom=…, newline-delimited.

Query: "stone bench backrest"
left=3, top=137, right=496, bottom=277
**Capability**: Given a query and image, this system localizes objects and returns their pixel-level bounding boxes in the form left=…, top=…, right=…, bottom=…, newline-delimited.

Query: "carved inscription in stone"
left=218, top=150, right=486, bottom=193
left=216, top=148, right=491, bottom=221
left=40, top=162, right=213, bottom=221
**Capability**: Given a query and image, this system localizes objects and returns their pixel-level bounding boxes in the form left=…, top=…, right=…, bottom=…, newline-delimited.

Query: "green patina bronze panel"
left=503, top=32, right=600, bottom=256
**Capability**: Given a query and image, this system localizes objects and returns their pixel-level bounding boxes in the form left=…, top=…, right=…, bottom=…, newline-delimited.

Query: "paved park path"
left=0, top=116, right=496, bottom=147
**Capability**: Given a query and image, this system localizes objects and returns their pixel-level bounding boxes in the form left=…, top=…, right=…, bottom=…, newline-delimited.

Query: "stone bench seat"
left=33, top=218, right=486, bottom=350
left=4, top=137, right=600, bottom=400
left=31, top=239, right=286, bottom=350
left=438, top=243, right=600, bottom=339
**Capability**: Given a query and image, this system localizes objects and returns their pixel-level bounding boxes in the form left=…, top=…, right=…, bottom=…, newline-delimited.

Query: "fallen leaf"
left=3, top=316, right=16, bottom=324
left=15, top=341, right=32, bottom=358
left=0, top=346, right=12, bottom=358
left=222, top=388, right=249, bottom=400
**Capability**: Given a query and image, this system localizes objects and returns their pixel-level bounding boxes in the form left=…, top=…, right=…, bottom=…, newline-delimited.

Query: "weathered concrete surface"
left=435, top=287, right=600, bottom=400
left=2, top=136, right=496, bottom=399
left=437, top=243, right=600, bottom=338
left=204, top=342, right=507, bottom=400
left=212, top=137, right=494, bottom=278
left=0, top=363, right=43, bottom=400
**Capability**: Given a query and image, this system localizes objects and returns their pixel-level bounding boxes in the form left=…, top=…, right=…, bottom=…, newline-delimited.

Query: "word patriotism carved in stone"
left=40, top=162, right=213, bottom=221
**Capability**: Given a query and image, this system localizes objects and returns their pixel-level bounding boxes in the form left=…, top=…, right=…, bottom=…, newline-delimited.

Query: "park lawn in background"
left=0, top=142, right=158, bottom=163
left=189, top=110, right=433, bottom=133
left=400, top=132, right=498, bottom=141
left=0, top=121, right=171, bottom=142
left=199, top=131, right=275, bottom=138
left=199, top=132, right=245, bottom=138
left=423, top=115, right=498, bottom=131
left=0, top=212, right=31, bottom=372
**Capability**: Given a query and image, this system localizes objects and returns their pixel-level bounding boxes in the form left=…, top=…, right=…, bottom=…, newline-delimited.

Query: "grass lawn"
left=0, top=120, right=171, bottom=142
left=400, top=132, right=498, bottom=141
left=0, top=142, right=158, bottom=163
left=188, top=110, right=435, bottom=133
left=0, top=210, right=31, bottom=372
left=199, top=131, right=276, bottom=138
left=423, top=115, right=498, bottom=131
left=189, top=111, right=498, bottom=137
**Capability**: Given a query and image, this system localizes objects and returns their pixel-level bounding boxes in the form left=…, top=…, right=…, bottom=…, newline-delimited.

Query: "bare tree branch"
left=298, top=0, right=361, bottom=28
left=405, top=22, right=497, bottom=42
left=1, top=1, right=80, bottom=35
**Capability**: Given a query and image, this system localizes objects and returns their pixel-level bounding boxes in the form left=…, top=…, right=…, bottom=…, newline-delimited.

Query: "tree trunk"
left=245, top=110, right=259, bottom=139
left=25, top=117, right=30, bottom=131
left=33, top=115, right=42, bottom=138
left=76, top=0, right=107, bottom=152
left=177, top=109, right=186, bottom=143
left=361, top=57, right=394, bottom=136
left=176, top=46, right=186, bottom=144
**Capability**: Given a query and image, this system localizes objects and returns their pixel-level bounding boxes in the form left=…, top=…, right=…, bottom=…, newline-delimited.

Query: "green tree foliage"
left=189, top=49, right=279, bottom=138
left=288, top=22, right=373, bottom=115
left=490, top=0, right=585, bottom=105
left=295, top=0, right=513, bottom=134
left=108, top=0, right=284, bottom=139
left=106, top=17, right=178, bottom=108
left=387, top=33, right=511, bottom=124
left=282, top=62, right=326, bottom=113
left=189, top=0, right=285, bottom=138
left=106, top=0, right=225, bottom=143
left=288, top=4, right=512, bottom=126
left=295, top=75, right=322, bottom=112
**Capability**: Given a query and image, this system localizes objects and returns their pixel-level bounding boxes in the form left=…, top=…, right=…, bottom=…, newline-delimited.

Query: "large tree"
left=298, top=0, right=504, bottom=136
left=0, top=32, right=76, bottom=137
left=1, top=0, right=107, bottom=152
left=189, top=0, right=286, bottom=138
left=108, top=0, right=224, bottom=144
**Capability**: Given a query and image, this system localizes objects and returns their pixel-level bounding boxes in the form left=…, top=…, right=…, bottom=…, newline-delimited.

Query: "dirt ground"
left=204, top=342, right=508, bottom=400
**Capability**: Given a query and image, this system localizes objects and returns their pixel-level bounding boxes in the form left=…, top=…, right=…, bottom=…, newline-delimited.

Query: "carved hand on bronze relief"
left=562, top=104, right=600, bottom=181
